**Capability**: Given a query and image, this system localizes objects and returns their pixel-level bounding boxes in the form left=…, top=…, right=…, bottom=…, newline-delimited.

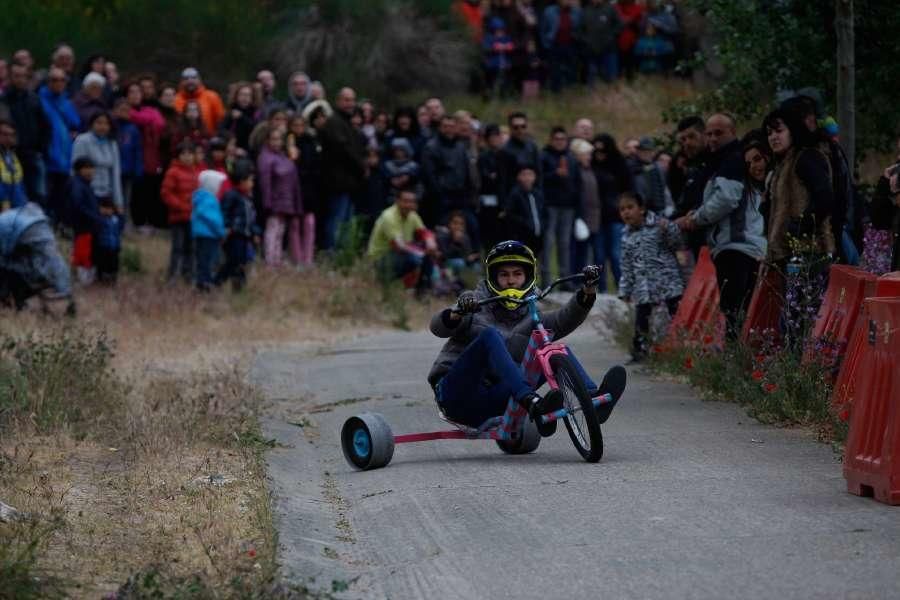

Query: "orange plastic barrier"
left=666, top=247, right=725, bottom=347
left=740, top=264, right=784, bottom=345
left=843, top=297, right=900, bottom=505
left=875, top=271, right=900, bottom=296
left=832, top=271, right=900, bottom=419
left=803, top=265, right=878, bottom=365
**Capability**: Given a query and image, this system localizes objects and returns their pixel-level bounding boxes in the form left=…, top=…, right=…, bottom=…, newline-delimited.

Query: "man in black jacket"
left=1, top=62, right=50, bottom=205
left=421, top=114, right=473, bottom=229
left=318, top=87, right=366, bottom=250
left=498, top=112, right=542, bottom=203
left=539, top=126, right=579, bottom=285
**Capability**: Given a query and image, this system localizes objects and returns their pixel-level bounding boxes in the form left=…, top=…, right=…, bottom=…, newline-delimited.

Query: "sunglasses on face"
left=511, top=123, right=527, bottom=130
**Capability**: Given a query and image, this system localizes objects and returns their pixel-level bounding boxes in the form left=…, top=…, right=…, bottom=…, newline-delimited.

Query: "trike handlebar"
left=452, top=273, right=587, bottom=314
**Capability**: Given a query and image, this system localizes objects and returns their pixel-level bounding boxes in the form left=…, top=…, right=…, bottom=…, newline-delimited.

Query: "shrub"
left=0, top=516, right=68, bottom=600
left=0, top=329, right=122, bottom=432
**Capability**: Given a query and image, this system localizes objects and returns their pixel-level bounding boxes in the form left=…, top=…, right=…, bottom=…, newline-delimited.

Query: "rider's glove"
left=582, top=264, right=602, bottom=287
left=456, top=291, right=481, bottom=315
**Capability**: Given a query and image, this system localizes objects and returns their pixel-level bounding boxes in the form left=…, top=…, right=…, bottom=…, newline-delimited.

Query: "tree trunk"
left=836, top=0, right=855, bottom=172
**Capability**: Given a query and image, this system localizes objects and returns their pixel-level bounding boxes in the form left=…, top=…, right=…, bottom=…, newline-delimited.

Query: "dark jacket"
left=504, top=184, right=545, bottom=246
left=593, top=158, right=634, bottom=223
left=627, top=156, right=667, bottom=215
left=68, top=174, right=103, bottom=235
left=221, top=188, right=259, bottom=238
left=292, top=132, right=322, bottom=215
left=872, top=174, right=900, bottom=271
left=427, top=280, right=595, bottom=387
left=498, top=137, right=543, bottom=200
left=318, top=110, right=366, bottom=196
left=115, top=119, right=143, bottom=178
left=577, top=3, right=623, bottom=54
left=221, top=105, right=257, bottom=151
left=541, top=146, right=580, bottom=208
left=72, top=92, right=108, bottom=132
left=1, top=87, right=51, bottom=158
left=478, top=148, right=501, bottom=197
left=421, top=134, right=471, bottom=199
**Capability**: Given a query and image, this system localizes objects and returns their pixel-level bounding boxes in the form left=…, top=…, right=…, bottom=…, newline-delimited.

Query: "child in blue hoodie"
left=95, top=197, right=122, bottom=283
left=191, top=170, right=227, bottom=291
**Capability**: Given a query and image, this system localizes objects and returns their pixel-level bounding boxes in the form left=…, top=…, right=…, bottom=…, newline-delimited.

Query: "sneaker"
left=522, top=390, right=563, bottom=437
left=591, top=366, right=627, bottom=424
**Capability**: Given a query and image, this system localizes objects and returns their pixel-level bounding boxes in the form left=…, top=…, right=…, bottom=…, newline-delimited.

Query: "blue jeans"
left=594, top=222, right=623, bottom=293
left=194, top=237, right=220, bottom=290
left=436, top=327, right=600, bottom=428
left=323, top=193, right=353, bottom=250
left=585, top=50, right=620, bottom=84
left=436, top=328, right=535, bottom=427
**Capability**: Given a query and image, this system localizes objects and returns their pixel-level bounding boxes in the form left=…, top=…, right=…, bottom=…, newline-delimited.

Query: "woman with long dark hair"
left=762, top=107, right=835, bottom=266
left=589, top=133, right=633, bottom=291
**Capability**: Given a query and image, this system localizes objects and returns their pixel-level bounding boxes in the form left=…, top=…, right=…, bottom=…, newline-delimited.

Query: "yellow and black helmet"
left=484, top=240, right=538, bottom=309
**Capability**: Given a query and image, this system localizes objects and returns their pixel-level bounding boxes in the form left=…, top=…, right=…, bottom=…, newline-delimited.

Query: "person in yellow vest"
left=0, top=119, right=29, bottom=212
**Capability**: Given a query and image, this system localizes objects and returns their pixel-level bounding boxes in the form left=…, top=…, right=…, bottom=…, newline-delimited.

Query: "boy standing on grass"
left=191, top=170, right=227, bottom=292
left=161, top=141, right=200, bottom=283
left=216, top=159, right=259, bottom=291
left=69, top=156, right=101, bottom=284
left=94, top=197, right=122, bottom=283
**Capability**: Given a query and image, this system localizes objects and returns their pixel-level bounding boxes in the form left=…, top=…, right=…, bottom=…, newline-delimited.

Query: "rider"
left=428, top=240, right=625, bottom=436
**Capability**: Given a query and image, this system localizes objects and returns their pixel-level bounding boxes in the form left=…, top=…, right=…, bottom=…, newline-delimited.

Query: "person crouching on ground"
left=191, top=170, right=227, bottom=291
left=216, top=159, right=260, bottom=291
left=618, top=191, right=685, bottom=362
left=428, top=240, right=625, bottom=435
left=367, top=187, right=439, bottom=293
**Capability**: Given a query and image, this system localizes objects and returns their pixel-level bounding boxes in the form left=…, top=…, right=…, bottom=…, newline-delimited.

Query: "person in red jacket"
left=615, top=0, right=646, bottom=80
left=124, top=81, right=166, bottom=231
left=161, top=141, right=200, bottom=282
left=173, top=67, right=225, bottom=133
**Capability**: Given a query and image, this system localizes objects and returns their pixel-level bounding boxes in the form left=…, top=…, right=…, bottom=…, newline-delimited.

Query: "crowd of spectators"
left=0, top=31, right=893, bottom=359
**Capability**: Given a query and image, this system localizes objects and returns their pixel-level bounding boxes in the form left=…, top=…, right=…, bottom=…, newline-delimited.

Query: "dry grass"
left=442, top=76, right=697, bottom=144
left=0, top=232, right=443, bottom=598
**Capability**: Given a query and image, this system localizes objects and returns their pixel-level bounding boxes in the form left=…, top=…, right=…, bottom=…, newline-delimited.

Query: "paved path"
left=254, top=318, right=900, bottom=599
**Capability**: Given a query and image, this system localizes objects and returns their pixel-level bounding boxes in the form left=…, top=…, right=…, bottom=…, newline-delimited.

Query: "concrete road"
left=254, top=324, right=900, bottom=600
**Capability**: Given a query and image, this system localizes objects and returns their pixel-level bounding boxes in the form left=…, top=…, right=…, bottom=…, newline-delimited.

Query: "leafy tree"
left=675, top=0, right=900, bottom=154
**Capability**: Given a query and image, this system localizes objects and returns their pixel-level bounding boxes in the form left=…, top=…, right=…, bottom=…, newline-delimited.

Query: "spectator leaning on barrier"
left=676, top=114, right=766, bottom=340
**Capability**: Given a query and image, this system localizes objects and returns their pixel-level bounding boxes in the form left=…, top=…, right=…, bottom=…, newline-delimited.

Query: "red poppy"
left=839, top=409, right=849, bottom=422
left=684, top=357, right=694, bottom=370
left=247, top=548, right=257, bottom=558
left=702, top=334, right=714, bottom=346
left=763, top=382, right=778, bottom=394
left=754, top=354, right=766, bottom=364
left=751, top=370, right=765, bottom=381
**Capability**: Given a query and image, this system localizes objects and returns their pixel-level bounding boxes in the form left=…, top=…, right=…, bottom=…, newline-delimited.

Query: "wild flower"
left=861, top=224, right=893, bottom=275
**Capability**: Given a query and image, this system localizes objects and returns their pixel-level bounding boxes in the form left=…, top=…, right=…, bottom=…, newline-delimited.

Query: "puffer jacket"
left=692, top=140, right=766, bottom=260
left=427, top=280, right=595, bottom=387
left=161, top=161, right=199, bottom=224
left=619, top=211, right=684, bottom=305
left=421, top=134, right=471, bottom=197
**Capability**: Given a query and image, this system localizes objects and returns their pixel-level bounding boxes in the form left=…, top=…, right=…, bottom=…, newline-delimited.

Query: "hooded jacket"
left=191, top=172, right=227, bottom=240
left=427, top=280, right=595, bottom=387
left=1, top=87, right=51, bottom=157
left=161, top=161, right=199, bottom=224
left=692, top=139, right=765, bottom=260
left=174, top=84, right=225, bottom=133
left=619, top=210, right=684, bottom=305
left=38, top=86, right=81, bottom=173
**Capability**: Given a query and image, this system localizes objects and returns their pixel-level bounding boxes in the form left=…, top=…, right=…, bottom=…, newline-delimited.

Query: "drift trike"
left=341, top=274, right=625, bottom=470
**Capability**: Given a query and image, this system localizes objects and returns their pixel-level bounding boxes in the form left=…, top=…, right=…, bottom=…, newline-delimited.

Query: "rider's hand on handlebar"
left=455, top=291, right=481, bottom=315
left=582, top=265, right=602, bottom=288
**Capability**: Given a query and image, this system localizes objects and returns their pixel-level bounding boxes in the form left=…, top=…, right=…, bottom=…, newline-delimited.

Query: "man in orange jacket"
left=173, top=67, right=225, bottom=133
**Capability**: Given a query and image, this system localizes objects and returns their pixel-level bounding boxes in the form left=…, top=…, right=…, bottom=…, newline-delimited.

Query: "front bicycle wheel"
left=551, top=354, right=603, bottom=462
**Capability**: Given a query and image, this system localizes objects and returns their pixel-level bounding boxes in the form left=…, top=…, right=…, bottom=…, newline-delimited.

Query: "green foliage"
left=330, top=216, right=369, bottom=275
left=0, top=329, right=122, bottom=432
left=0, top=1, right=469, bottom=101
left=0, top=516, right=69, bottom=600
left=120, top=245, right=143, bottom=274
left=678, top=0, right=900, bottom=152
